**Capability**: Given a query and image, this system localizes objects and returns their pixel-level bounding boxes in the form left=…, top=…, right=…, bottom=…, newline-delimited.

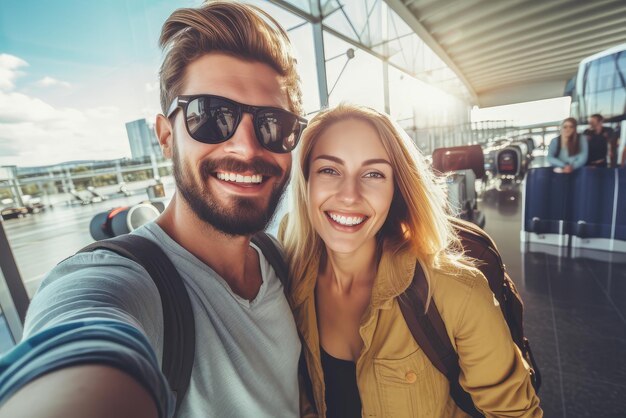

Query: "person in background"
left=584, top=115, right=608, bottom=167
left=584, top=114, right=615, bottom=167
left=548, top=117, right=588, bottom=173
left=280, top=104, right=542, bottom=418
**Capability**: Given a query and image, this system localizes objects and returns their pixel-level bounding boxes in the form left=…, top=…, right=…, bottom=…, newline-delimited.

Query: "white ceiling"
left=387, top=0, right=626, bottom=106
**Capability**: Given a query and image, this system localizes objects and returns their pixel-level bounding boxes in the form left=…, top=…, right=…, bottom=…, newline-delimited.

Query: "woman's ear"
left=155, top=114, right=173, bottom=159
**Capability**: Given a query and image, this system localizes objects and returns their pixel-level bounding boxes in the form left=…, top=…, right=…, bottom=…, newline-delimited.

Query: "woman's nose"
left=337, top=177, right=360, bottom=205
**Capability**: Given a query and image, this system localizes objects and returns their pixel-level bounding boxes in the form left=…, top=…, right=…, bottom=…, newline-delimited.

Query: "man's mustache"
left=200, top=157, right=283, bottom=180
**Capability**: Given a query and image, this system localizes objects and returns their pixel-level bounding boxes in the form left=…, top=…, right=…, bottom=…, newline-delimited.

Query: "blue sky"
left=0, top=0, right=198, bottom=166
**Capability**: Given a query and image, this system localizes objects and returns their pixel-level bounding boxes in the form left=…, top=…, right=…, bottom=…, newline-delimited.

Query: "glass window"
left=584, top=61, right=599, bottom=95
left=612, top=86, right=625, bottom=118
left=323, top=32, right=385, bottom=111
left=595, top=91, right=613, bottom=116
left=617, top=51, right=626, bottom=87
left=597, top=55, right=617, bottom=92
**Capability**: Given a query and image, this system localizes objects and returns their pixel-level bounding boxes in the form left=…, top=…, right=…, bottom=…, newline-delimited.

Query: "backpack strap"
left=250, top=231, right=317, bottom=414
left=398, top=261, right=483, bottom=418
left=251, top=232, right=288, bottom=289
left=78, top=234, right=195, bottom=415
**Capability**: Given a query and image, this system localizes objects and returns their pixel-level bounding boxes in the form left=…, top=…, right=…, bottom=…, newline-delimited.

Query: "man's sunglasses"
left=166, top=94, right=308, bottom=154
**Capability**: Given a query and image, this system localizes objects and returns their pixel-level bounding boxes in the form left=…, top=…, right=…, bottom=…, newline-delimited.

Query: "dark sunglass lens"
left=256, top=110, right=301, bottom=153
left=186, top=97, right=239, bottom=143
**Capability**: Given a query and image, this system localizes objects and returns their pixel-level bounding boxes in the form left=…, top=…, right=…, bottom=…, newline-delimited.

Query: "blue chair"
left=615, top=168, right=626, bottom=242
left=571, top=168, right=615, bottom=239
left=523, top=167, right=573, bottom=236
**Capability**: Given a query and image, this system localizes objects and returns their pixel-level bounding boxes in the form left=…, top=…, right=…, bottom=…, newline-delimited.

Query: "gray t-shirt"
left=21, top=222, right=301, bottom=418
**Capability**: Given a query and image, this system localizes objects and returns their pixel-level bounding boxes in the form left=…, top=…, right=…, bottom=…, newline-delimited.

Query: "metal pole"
left=382, top=2, right=390, bottom=114
left=311, top=0, right=329, bottom=109
left=0, top=219, right=29, bottom=342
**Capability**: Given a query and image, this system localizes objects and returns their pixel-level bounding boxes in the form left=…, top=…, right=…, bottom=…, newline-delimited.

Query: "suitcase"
left=432, top=144, right=485, bottom=179
left=496, top=146, right=521, bottom=177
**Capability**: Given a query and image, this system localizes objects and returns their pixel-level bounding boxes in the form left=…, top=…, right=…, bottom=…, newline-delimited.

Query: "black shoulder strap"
left=79, top=234, right=195, bottom=415
left=398, top=261, right=483, bottom=418
left=250, top=231, right=317, bottom=414
left=251, top=232, right=289, bottom=289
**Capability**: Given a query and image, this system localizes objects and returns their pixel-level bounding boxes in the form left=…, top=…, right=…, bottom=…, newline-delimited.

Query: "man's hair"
left=590, top=114, right=604, bottom=122
left=159, top=1, right=303, bottom=115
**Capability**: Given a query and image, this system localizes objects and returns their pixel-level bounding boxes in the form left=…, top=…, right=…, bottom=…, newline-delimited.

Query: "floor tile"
left=562, top=372, right=626, bottom=418
left=556, top=332, right=626, bottom=385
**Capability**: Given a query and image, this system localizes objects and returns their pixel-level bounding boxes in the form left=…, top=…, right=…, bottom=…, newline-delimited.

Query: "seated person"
left=548, top=117, right=588, bottom=173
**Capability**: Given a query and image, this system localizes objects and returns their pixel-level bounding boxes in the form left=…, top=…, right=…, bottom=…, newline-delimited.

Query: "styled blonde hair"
left=159, top=1, right=303, bottom=115
left=282, top=104, right=471, bottom=300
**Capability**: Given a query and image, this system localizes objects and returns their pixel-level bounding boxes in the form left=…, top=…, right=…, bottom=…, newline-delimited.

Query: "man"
left=584, top=114, right=615, bottom=167
left=0, top=2, right=306, bottom=418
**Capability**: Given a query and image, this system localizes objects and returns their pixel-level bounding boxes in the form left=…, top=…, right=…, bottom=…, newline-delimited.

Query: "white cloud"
left=0, top=89, right=130, bottom=166
left=0, top=53, right=162, bottom=167
left=0, top=54, right=28, bottom=91
left=37, top=76, right=71, bottom=88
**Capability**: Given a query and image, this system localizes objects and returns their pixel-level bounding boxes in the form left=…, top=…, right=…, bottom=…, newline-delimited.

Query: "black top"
left=584, top=128, right=609, bottom=166
left=320, top=346, right=362, bottom=418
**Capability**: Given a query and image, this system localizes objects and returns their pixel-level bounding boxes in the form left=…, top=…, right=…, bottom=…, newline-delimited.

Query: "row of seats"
left=523, top=167, right=626, bottom=251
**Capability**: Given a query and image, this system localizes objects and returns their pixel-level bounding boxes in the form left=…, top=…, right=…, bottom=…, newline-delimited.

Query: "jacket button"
left=405, top=371, right=417, bottom=383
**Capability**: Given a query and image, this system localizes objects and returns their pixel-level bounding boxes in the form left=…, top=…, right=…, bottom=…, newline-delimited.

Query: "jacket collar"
left=290, top=240, right=417, bottom=311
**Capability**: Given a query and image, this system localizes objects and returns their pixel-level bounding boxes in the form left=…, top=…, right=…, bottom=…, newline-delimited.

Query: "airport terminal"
left=0, top=1, right=625, bottom=416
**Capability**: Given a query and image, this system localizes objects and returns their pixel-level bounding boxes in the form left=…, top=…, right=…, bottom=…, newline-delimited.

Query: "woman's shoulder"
left=431, top=262, right=485, bottom=292
left=429, top=264, right=491, bottom=325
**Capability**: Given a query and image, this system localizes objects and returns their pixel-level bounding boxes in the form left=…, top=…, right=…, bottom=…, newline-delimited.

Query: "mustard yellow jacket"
left=289, top=243, right=542, bottom=418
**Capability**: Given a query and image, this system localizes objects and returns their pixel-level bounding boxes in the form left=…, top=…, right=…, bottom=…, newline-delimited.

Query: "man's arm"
left=0, top=365, right=157, bottom=418
left=0, top=251, right=172, bottom=417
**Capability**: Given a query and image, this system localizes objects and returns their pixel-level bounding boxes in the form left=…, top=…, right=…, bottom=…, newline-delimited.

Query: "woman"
left=280, top=104, right=541, bottom=418
left=548, top=117, right=588, bottom=173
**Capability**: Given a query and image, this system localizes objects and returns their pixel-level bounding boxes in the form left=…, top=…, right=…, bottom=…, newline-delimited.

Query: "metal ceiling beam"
left=384, top=0, right=478, bottom=103
left=473, top=69, right=575, bottom=91
left=465, top=33, right=626, bottom=79
left=429, top=0, right=527, bottom=36
left=451, top=7, right=625, bottom=60
left=412, top=0, right=481, bottom=24
left=453, top=19, right=626, bottom=68
left=448, top=0, right=623, bottom=56
left=472, top=66, right=577, bottom=90
left=464, top=30, right=626, bottom=75
left=437, top=0, right=570, bottom=44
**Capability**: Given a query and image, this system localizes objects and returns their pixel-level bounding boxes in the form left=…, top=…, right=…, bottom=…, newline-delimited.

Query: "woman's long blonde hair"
left=282, top=104, right=472, bottom=300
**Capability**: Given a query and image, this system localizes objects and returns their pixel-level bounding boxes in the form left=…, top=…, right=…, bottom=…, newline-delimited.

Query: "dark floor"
left=480, top=185, right=626, bottom=418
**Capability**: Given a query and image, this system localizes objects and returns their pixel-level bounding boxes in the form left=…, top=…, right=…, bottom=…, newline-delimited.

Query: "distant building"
left=126, top=119, right=160, bottom=160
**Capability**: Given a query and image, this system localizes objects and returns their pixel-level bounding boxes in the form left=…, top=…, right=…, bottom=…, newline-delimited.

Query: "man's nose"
left=221, top=113, right=263, bottom=157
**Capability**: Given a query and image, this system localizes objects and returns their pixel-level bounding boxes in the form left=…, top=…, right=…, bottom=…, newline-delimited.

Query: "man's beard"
left=172, top=142, right=289, bottom=236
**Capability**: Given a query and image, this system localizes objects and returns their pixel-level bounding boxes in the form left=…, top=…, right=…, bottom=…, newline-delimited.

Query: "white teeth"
left=217, top=172, right=263, bottom=184
left=328, top=212, right=365, bottom=226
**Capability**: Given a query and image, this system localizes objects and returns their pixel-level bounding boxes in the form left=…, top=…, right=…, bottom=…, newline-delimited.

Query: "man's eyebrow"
left=313, top=155, right=391, bottom=167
